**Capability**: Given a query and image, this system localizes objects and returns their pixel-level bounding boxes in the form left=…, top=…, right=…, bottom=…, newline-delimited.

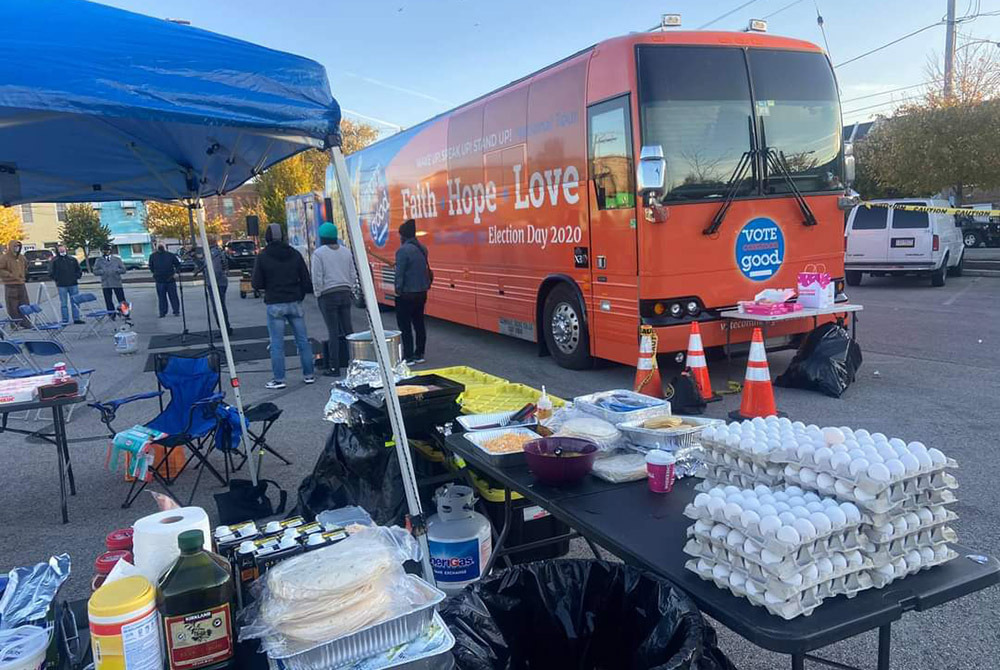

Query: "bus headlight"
left=686, top=300, right=700, bottom=316
left=669, top=303, right=684, bottom=318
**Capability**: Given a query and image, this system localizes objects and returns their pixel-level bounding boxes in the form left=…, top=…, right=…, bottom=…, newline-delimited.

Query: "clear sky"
left=103, top=0, right=999, bottom=133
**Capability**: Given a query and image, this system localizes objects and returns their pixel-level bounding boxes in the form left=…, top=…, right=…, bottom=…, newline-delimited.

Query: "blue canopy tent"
left=0, top=0, right=430, bottom=577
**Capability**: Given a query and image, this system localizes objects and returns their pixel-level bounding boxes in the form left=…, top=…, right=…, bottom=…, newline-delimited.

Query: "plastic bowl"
left=523, top=437, right=598, bottom=485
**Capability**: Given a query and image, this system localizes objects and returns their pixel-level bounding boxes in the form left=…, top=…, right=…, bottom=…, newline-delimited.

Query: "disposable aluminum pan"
left=456, top=411, right=537, bottom=432
left=462, top=427, right=540, bottom=467
left=619, top=416, right=724, bottom=451
left=574, top=390, right=670, bottom=425
left=268, top=576, right=445, bottom=670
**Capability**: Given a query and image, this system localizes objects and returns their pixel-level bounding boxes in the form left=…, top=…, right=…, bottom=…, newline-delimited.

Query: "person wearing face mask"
left=92, top=244, right=127, bottom=317
left=48, top=244, right=85, bottom=325
left=0, top=238, right=30, bottom=328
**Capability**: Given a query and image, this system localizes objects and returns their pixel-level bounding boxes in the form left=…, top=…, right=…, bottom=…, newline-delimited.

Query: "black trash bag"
left=776, top=322, right=863, bottom=398
left=293, top=423, right=406, bottom=526
left=668, top=370, right=707, bottom=415
left=440, top=560, right=736, bottom=670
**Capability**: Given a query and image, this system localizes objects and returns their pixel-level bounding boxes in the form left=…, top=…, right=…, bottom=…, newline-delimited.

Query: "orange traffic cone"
left=686, top=322, right=720, bottom=403
left=729, top=328, right=784, bottom=420
left=634, top=325, right=663, bottom=398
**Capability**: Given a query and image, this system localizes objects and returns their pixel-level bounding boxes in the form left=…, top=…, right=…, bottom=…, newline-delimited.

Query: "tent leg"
left=188, top=203, right=215, bottom=349
left=329, top=146, right=435, bottom=584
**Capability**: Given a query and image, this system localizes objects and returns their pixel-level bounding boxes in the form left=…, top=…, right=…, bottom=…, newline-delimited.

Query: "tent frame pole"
left=328, top=146, right=434, bottom=583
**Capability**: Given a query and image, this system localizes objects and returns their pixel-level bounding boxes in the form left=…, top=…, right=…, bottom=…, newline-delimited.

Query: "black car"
left=24, top=249, right=54, bottom=281
left=225, top=239, right=258, bottom=270
left=960, top=215, right=1000, bottom=248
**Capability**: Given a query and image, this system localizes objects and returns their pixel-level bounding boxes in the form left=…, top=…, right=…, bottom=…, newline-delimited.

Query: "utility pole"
left=944, top=0, right=957, bottom=98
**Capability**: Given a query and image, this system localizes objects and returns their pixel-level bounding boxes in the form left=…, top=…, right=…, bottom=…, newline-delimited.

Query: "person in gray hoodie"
left=311, top=222, right=357, bottom=376
left=92, top=245, right=127, bottom=316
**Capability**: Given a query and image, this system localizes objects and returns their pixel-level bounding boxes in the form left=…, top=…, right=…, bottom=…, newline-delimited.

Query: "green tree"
left=146, top=200, right=192, bottom=242
left=0, top=206, right=23, bottom=247
left=60, top=203, right=111, bottom=260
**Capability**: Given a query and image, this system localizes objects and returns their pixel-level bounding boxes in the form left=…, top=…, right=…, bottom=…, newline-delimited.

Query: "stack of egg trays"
left=861, top=505, right=960, bottom=587
left=682, top=495, right=872, bottom=620
left=700, top=437, right=786, bottom=490
left=769, top=446, right=958, bottom=517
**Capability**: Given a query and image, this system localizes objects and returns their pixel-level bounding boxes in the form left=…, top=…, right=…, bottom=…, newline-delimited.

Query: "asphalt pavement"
left=1, top=274, right=998, bottom=669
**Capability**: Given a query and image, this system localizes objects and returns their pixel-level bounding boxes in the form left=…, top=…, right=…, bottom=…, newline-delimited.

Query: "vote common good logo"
left=735, top=217, right=784, bottom=281
left=360, top=163, right=391, bottom=248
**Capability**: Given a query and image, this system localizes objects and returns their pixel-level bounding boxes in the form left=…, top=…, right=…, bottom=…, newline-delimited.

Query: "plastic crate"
left=460, top=383, right=566, bottom=415
left=422, top=366, right=509, bottom=390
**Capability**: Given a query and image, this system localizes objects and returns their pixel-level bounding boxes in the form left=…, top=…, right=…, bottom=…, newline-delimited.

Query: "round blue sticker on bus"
left=735, top=217, right=785, bottom=282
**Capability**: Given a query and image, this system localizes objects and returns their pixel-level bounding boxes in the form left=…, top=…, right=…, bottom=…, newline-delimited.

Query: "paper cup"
left=646, top=450, right=676, bottom=493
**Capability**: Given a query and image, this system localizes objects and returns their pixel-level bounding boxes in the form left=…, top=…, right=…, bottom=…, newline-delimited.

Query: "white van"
left=844, top=199, right=965, bottom=287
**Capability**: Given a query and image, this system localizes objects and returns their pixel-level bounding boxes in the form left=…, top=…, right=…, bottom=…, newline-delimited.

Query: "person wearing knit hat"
left=394, top=218, right=432, bottom=364
left=311, top=221, right=357, bottom=376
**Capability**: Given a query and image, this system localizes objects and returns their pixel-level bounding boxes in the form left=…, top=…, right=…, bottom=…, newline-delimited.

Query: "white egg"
left=758, top=504, right=778, bottom=517
left=810, top=512, right=833, bottom=535
left=854, top=428, right=871, bottom=439
left=857, top=435, right=875, bottom=446
left=811, top=436, right=827, bottom=449
left=817, top=557, right=834, bottom=577
left=792, top=421, right=806, bottom=430
left=697, top=558, right=713, bottom=573
left=831, top=444, right=849, bottom=454
left=822, top=497, right=839, bottom=507
left=906, top=550, right=923, bottom=569
left=847, top=448, right=866, bottom=461
left=854, top=486, right=876, bottom=502
left=758, top=515, right=782, bottom=537
left=885, top=459, right=905, bottom=478
left=825, top=506, right=847, bottom=528
left=752, top=484, right=769, bottom=495
left=796, top=443, right=815, bottom=461
left=706, top=497, right=726, bottom=516
left=774, top=501, right=792, bottom=513
left=764, top=589, right=785, bottom=605
left=876, top=564, right=896, bottom=579
left=833, top=480, right=853, bottom=498
left=776, top=525, right=801, bottom=546
left=784, top=464, right=801, bottom=480
left=759, top=494, right=776, bottom=505
left=760, top=548, right=782, bottom=565
left=840, top=502, right=862, bottom=523
left=849, top=458, right=871, bottom=478
left=724, top=502, right=743, bottom=521
left=694, top=519, right=715, bottom=535
left=867, top=462, right=891, bottom=483
left=817, top=473, right=837, bottom=490
left=892, top=517, right=909, bottom=535
left=934, top=544, right=950, bottom=561
left=781, top=572, right=803, bottom=587
left=915, top=451, right=932, bottom=470
left=727, top=491, right=745, bottom=504
left=861, top=445, right=880, bottom=459
left=727, top=529, right=745, bottom=547
left=822, top=427, right=846, bottom=444
left=802, top=563, right=819, bottom=582
left=927, top=448, right=947, bottom=466
left=873, top=522, right=892, bottom=537
left=694, top=493, right=713, bottom=509
left=887, top=437, right=906, bottom=449
left=799, top=468, right=818, bottom=484
left=752, top=416, right=767, bottom=427
left=899, top=453, right=920, bottom=474
left=876, top=445, right=897, bottom=461
left=778, top=511, right=797, bottom=525
left=904, top=512, right=920, bottom=529
left=920, top=546, right=936, bottom=563
left=713, top=564, right=731, bottom=580
left=813, top=446, right=834, bottom=469
left=709, top=487, right=727, bottom=498
left=830, top=452, right=852, bottom=475
left=787, top=496, right=806, bottom=507
left=933, top=506, right=949, bottom=522
left=703, top=426, right=718, bottom=441
left=729, top=572, right=747, bottom=588
left=726, top=434, right=742, bottom=448
left=785, top=486, right=804, bottom=496
left=916, top=507, right=934, bottom=525
left=740, top=438, right=756, bottom=454
left=893, top=558, right=908, bottom=576
left=830, top=553, right=848, bottom=571
left=724, top=485, right=741, bottom=495
left=791, top=505, right=811, bottom=519
left=711, top=523, right=730, bottom=540
left=805, top=501, right=825, bottom=513
left=741, top=510, right=762, bottom=529
left=847, top=550, right=864, bottom=567
left=792, top=518, right=817, bottom=541
left=745, top=579, right=763, bottom=597
left=742, top=498, right=761, bottom=512
left=744, top=538, right=761, bottom=555
left=772, top=490, right=789, bottom=502
left=843, top=439, right=861, bottom=451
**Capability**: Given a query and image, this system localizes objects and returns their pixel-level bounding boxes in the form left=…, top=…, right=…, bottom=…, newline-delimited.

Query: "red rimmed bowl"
left=523, top=437, right=598, bottom=485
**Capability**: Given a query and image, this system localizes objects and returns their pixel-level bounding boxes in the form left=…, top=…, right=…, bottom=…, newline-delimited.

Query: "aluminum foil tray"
left=619, top=415, right=724, bottom=451
left=456, top=410, right=537, bottom=432
left=574, top=390, right=670, bottom=425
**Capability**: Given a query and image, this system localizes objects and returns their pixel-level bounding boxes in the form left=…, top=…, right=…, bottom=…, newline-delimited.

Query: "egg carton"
left=685, top=557, right=872, bottom=620
left=702, top=447, right=786, bottom=480
left=862, top=527, right=958, bottom=566
left=686, top=528, right=872, bottom=585
left=862, top=490, right=959, bottom=527
left=700, top=436, right=775, bottom=467
left=780, top=466, right=958, bottom=516
left=772, top=452, right=957, bottom=499
left=700, top=463, right=785, bottom=490
left=862, top=506, right=957, bottom=545
left=684, top=499, right=865, bottom=559
left=868, top=545, right=959, bottom=588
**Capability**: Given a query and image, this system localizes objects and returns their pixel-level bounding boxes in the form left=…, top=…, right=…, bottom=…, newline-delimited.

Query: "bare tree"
left=924, top=40, right=1000, bottom=107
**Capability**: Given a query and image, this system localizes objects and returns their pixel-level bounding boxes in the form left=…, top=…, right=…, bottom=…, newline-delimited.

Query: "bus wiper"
left=760, top=119, right=817, bottom=227
left=704, top=116, right=756, bottom=236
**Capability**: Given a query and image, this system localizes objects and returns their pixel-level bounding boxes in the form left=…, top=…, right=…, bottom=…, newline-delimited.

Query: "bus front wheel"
left=543, top=284, right=592, bottom=370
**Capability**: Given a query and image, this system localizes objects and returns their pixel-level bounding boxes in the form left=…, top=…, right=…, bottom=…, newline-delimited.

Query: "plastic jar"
left=0, top=625, right=49, bottom=670
left=88, top=576, right=162, bottom=670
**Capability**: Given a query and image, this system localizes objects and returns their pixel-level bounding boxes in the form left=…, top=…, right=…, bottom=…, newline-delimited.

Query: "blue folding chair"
left=90, top=350, right=229, bottom=507
left=0, top=340, right=36, bottom=379
left=20, top=340, right=94, bottom=420
left=71, top=293, right=115, bottom=338
left=19, top=304, right=65, bottom=343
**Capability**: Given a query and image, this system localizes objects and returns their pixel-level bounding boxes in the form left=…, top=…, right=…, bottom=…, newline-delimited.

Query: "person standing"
left=394, top=218, right=432, bottom=364
left=198, top=237, right=233, bottom=336
left=0, top=239, right=29, bottom=328
left=311, top=222, right=356, bottom=377
left=251, top=224, right=315, bottom=389
left=92, top=245, right=127, bottom=317
left=148, top=244, right=181, bottom=318
left=48, top=244, right=85, bottom=325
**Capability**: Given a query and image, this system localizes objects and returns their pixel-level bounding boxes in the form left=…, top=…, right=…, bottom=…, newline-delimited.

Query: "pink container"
left=645, top=450, right=676, bottom=493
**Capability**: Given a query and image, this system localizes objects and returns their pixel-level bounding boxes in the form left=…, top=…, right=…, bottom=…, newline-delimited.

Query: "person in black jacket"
left=48, top=244, right=85, bottom=325
left=251, top=224, right=315, bottom=389
left=148, top=244, right=181, bottom=318
left=394, top=218, right=432, bottom=364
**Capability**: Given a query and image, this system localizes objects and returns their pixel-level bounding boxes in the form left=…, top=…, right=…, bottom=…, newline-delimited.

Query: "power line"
left=834, top=21, right=943, bottom=68
left=841, top=80, right=941, bottom=103
left=764, top=0, right=808, bottom=19
left=698, top=0, right=763, bottom=29
left=842, top=95, right=919, bottom=116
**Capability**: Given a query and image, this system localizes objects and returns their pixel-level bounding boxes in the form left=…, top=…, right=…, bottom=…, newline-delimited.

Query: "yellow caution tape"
left=859, top=201, right=1000, bottom=217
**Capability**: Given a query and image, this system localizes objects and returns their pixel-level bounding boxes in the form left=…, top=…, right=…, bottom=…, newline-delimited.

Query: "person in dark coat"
left=394, top=218, right=431, bottom=364
left=196, top=237, right=232, bottom=335
left=148, top=244, right=181, bottom=318
left=48, top=244, right=85, bottom=325
left=251, top=224, right=315, bottom=389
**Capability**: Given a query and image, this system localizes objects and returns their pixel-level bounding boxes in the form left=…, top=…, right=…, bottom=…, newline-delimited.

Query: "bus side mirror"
left=637, top=145, right=666, bottom=196
left=843, top=142, right=856, bottom=185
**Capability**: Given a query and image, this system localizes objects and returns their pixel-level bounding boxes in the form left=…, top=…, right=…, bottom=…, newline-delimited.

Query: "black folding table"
left=1, top=394, right=87, bottom=523
left=444, top=433, right=1000, bottom=670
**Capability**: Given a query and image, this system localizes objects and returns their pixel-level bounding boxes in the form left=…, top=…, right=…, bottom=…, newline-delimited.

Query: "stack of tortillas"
left=260, top=531, right=404, bottom=643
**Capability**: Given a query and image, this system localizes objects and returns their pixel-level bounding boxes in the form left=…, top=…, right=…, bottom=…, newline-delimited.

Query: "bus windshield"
left=637, top=45, right=842, bottom=202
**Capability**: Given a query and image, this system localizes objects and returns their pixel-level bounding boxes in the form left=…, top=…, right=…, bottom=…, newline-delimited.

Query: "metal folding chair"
left=225, top=402, right=290, bottom=479
left=90, top=350, right=229, bottom=508
left=21, top=340, right=94, bottom=420
left=19, top=304, right=65, bottom=343
left=0, top=340, right=37, bottom=379
left=71, top=293, right=115, bottom=338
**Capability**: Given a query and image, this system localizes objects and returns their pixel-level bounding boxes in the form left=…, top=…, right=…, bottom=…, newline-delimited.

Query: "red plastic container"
left=106, top=528, right=134, bottom=551
left=523, top=437, right=598, bottom=485
left=94, top=550, right=133, bottom=576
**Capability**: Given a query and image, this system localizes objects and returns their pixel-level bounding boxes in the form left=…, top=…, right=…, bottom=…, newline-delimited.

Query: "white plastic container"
left=426, top=485, right=492, bottom=596
left=0, top=625, right=49, bottom=670
left=114, top=328, right=137, bottom=355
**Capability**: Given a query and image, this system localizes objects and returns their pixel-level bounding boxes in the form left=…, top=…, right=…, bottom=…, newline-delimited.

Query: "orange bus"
left=329, top=30, right=851, bottom=369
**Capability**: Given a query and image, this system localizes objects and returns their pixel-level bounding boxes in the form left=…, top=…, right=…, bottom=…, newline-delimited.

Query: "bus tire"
left=542, top=284, right=592, bottom=370
left=845, top=270, right=862, bottom=287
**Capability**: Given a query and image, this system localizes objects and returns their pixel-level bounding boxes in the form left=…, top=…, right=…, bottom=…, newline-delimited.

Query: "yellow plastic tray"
left=468, top=469, right=524, bottom=502
left=422, top=366, right=509, bottom=390
left=459, top=383, right=565, bottom=415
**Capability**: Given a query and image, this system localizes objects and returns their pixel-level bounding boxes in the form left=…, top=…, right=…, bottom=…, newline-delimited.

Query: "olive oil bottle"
left=158, top=530, right=236, bottom=670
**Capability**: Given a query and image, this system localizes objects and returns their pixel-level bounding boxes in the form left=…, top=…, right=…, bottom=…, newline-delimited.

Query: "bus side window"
left=587, top=96, right=635, bottom=211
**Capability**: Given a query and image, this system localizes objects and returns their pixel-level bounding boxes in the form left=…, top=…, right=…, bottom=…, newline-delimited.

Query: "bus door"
left=586, top=95, right=639, bottom=359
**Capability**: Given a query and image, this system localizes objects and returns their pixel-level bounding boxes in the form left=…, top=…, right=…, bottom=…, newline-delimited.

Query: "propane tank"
left=426, top=484, right=492, bottom=595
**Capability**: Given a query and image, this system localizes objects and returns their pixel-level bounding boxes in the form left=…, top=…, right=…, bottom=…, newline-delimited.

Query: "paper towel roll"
left=132, top=507, right=211, bottom=582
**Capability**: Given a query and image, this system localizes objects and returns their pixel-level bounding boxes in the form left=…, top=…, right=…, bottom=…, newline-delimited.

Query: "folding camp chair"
left=20, top=340, right=94, bottom=420
left=89, top=350, right=229, bottom=508
left=19, top=304, right=65, bottom=343
left=223, top=402, right=290, bottom=479
left=71, top=293, right=115, bottom=338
